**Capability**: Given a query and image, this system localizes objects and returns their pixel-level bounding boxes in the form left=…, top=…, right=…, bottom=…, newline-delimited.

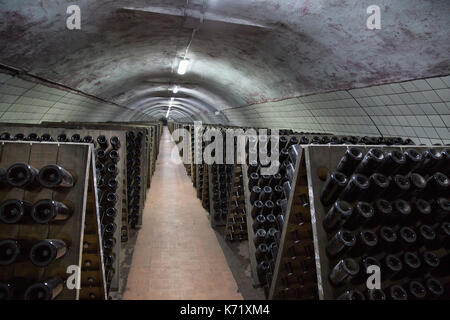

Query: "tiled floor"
left=122, top=127, right=243, bottom=300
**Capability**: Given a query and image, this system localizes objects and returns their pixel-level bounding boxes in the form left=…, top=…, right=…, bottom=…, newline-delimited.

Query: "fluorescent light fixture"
left=172, top=86, right=179, bottom=93
left=177, top=59, right=189, bottom=75
left=166, top=98, right=174, bottom=118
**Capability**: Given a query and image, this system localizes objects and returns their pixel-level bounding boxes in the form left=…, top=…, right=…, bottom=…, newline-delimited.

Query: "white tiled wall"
left=215, top=75, right=450, bottom=145
left=2, top=71, right=450, bottom=145
left=0, top=72, right=153, bottom=124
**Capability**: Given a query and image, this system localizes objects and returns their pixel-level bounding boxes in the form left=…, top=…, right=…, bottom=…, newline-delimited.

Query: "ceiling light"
left=177, top=59, right=189, bottom=75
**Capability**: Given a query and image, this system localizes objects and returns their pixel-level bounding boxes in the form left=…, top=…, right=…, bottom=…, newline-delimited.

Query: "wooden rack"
left=41, top=121, right=158, bottom=229
left=242, top=163, right=262, bottom=287
left=0, top=141, right=106, bottom=300
left=201, top=164, right=210, bottom=210
left=268, top=148, right=318, bottom=300
left=224, top=165, right=247, bottom=241
left=208, top=164, right=234, bottom=228
left=0, top=125, right=127, bottom=294
left=305, top=145, right=450, bottom=299
left=0, top=121, right=161, bottom=297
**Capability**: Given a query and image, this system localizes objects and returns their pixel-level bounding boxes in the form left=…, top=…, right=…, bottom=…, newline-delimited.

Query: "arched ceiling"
left=0, top=0, right=449, bottom=121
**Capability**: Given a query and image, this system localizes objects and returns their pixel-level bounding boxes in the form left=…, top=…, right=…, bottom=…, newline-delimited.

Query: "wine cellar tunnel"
left=0, top=0, right=449, bottom=302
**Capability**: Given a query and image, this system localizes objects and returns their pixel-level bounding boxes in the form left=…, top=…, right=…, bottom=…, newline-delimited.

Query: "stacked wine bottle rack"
left=201, top=164, right=210, bottom=210
left=41, top=122, right=155, bottom=225
left=169, top=121, right=450, bottom=300
left=194, top=127, right=208, bottom=208
left=93, top=134, right=122, bottom=294
left=183, top=125, right=192, bottom=177
left=168, top=122, right=416, bottom=148
left=208, top=164, right=235, bottom=227
left=146, top=126, right=158, bottom=188
left=143, top=128, right=152, bottom=189
left=125, top=124, right=159, bottom=190
left=126, top=130, right=144, bottom=230
left=241, top=134, right=317, bottom=299
left=273, top=132, right=416, bottom=147
left=307, top=145, right=450, bottom=300
left=42, top=122, right=155, bottom=230
left=225, top=165, right=247, bottom=241
left=190, top=126, right=196, bottom=186
left=0, top=125, right=127, bottom=295
left=0, top=141, right=106, bottom=300
left=266, top=143, right=318, bottom=300
left=196, top=164, right=204, bottom=199
left=151, top=124, right=161, bottom=177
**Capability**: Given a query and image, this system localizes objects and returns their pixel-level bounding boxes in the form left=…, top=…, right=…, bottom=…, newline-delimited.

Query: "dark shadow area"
left=213, top=226, right=266, bottom=300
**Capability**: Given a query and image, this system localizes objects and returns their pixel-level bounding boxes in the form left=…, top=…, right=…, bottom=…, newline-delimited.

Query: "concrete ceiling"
left=0, top=0, right=449, bottom=121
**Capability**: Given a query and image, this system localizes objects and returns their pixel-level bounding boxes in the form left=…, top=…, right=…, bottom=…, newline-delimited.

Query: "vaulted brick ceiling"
left=1, top=0, right=449, bottom=120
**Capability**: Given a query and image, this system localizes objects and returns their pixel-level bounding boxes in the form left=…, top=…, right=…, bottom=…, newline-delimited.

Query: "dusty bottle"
left=29, top=239, right=68, bottom=267
left=354, top=148, right=385, bottom=176
left=398, top=226, right=418, bottom=250
left=339, top=174, right=369, bottom=203
left=378, top=227, right=398, bottom=253
left=0, top=199, right=33, bottom=224
left=322, top=200, right=353, bottom=233
left=364, top=173, right=389, bottom=202
left=97, top=135, right=109, bottom=149
left=336, top=290, right=365, bottom=300
left=382, top=254, right=403, bottom=280
left=329, top=258, right=360, bottom=286
left=31, top=199, right=71, bottom=224
left=412, top=199, right=432, bottom=224
left=370, top=199, right=393, bottom=227
left=391, top=199, right=412, bottom=226
left=386, top=284, right=408, bottom=300
left=424, top=277, right=444, bottom=299
left=24, top=277, right=63, bottom=300
left=326, top=229, right=356, bottom=258
left=320, top=172, right=348, bottom=206
left=0, top=239, right=23, bottom=265
left=343, top=201, right=374, bottom=230
left=382, top=174, right=410, bottom=200
left=416, top=148, right=442, bottom=175
left=422, top=172, right=449, bottom=199
left=397, top=149, right=423, bottom=175
left=71, top=134, right=82, bottom=143
left=417, top=224, right=438, bottom=250
left=365, top=289, right=386, bottom=300
left=38, top=164, right=75, bottom=188
left=349, top=230, right=378, bottom=257
left=57, top=133, right=68, bottom=142
left=406, top=280, right=427, bottom=300
left=377, top=150, right=406, bottom=176
left=431, top=198, right=450, bottom=223
left=335, top=147, right=363, bottom=176
left=6, top=163, right=39, bottom=189
left=110, top=136, right=121, bottom=149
